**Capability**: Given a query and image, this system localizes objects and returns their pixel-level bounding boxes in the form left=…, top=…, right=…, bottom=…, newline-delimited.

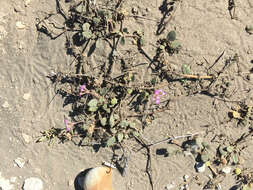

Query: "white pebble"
left=23, top=93, right=31, bottom=100
left=165, top=183, right=175, bottom=190
left=0, top=173, right=13, bottom=190
left=23, top=177, right=43, bottom=190
left=221, top=166, right=231, bottom=174
left=9, top=177, right=17, bottom=183
left=195, top=162, right=205, bottom=173
left=2, top=101, right=9, bottom=108
left=16, top=21, right=26, bottom=29
left=22, top=133, right=32, bottom=143
left=183, top=174, right=189, bottom=182
left=24, top=0, right=31, bottom=7
left=14, top=157, right=26, bottom=168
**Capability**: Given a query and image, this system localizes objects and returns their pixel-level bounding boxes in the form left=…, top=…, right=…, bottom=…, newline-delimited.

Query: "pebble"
left=22, top=133, right=32, bottom=143
left=9, top=177, right=17, bottom=183
left=24, top=0, right=31, bottom=7
left=68, top=179, right=73, bottom=187
left=165, top=183, right=175, bottom=190
left=14, top=157, right=26, bottom=168
left=23, top=93, right=30, bottom=100
left=0, top=172, right=13, bottom=190
left=16, top=21, right=26, bottom=29
left=195, top=162, right=206, bottom=173
left=2, top=101, right=9, bottom=108
left=23, top=177, right=43, bottom=190
left=183, top=174, right=189, bottom=182
left=221, top=166, right=231, bottom=174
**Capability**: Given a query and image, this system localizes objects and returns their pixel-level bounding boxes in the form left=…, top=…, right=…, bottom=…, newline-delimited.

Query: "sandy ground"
left=1, top=0, right=253, bottom=190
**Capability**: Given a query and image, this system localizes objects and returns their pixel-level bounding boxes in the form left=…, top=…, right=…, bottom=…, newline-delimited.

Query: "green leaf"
left=82, top=23, right=90, bottom=31
left=129, top=122, right=136, bottom=128
left=100, top=118, right=107, bottom=126
left=151, top=77, right=157, bottom=85
left=106, top=136, right=116, bottom=146
left=76, top=4, right=85, bottom=13
left=117, top=133, right=124, bottom=142
left=111, top=128, right=117, bottom=134
left=182, top=64, right=191, bottom=74
left=120, top=37, right=126, bottom=45
left=82, top=123, right=89, bottom=130
left=82, top=31, right=93, bottom=39
left=200, top=153, right=209, bottom=163
left=120, top=120, right=128, bottom=128
left=111, top=98, right=118, bottom=105
left=88, top=99, right=98, bottom=107
left=92, top=17, right=101, bottom=26
left=167, top=30, right=176, bottom=41
left=226, top=146, right=234, bottom=153
left=170, top=40, right=181, bottom=49
left=88, top=106, right=98, bottom=112
left=139, top=37, right=145, bottom=46
left=123, top=28, right=129, bottom=33
left=231, top=152, right=239, bottom=164
left=219, top=146, right=228, bottom=156
left=109, top=114, right=115, bottom=127
left=132, top=131, right=139, bottom=137
left=127, top=89, right=133, bottom=94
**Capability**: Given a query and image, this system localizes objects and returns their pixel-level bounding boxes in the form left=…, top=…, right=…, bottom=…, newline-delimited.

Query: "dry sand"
left=0, top=0, right=253, bottom=189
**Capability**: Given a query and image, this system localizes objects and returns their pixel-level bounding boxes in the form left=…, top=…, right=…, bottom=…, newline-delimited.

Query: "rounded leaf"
left=120, top=37, right=126, bottom=45
left=231, top=153, right=239, bottom=164
left=117, top=133, right=124, bottom=142
left=109, top=114, right=115, bottom=127
left=170, top=41, right=181, bottom=49
left=182, top=64, right=191, bottom=74
left=106, top=136, right=116, bottom=146
left=111, top=98, right=118, bottom=105
left=88, top=106, right=98, bottom=112
left=226, top=146, right=234, bottom=153
left=100, top=118, right=107, bottom=126
left=120, top=120, right=128, bottom=128
left=167, top=30, right=176, bottom=41
left=201, top=153, right=209, bottom=163
left=88, top=99, right=98, bottom=107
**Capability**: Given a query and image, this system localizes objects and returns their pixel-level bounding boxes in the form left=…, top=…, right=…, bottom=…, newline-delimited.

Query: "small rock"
left=14, top=5, right=23, bottom=12
left=16, top=21, right=26, bottom=29
left=132, top=7, right=138, bottom=15
left=195, top=162, right=206, bottom=173
left=14, top=157, right=26, bottom=168
left=0, top=173, right=13, bottom=190
left=222, top=166, right=231, bottom=174
left=2, top=101, right=9, bottom=108
left=23, top=93, right=30, bottom=100
left=9, top=177, right=17, bottom=183
left=23, top=177, right=43, bottom=190
left=24, top=0, right=31, bottom=7
left=165, top=183, right=175, bottom=190
left=22, top=133, right=32, bottom=143
left=68, top=179, right=73, bottom=186
left=183, top=174, right=189, bottom=182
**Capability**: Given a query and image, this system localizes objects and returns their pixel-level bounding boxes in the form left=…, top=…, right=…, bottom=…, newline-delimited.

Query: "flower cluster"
left=153, top=89, right=165, bottom=104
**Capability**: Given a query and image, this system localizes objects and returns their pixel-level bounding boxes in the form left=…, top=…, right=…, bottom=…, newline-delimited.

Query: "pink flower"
left=79, top=84, right=86, bottom=96
left=153, top=89, right=165, bottom=104
left=64, top=119, right=70, bottom=132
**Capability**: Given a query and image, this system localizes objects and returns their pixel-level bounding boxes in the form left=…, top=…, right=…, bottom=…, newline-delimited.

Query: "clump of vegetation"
left=36, top=0, right=171, bottom=147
